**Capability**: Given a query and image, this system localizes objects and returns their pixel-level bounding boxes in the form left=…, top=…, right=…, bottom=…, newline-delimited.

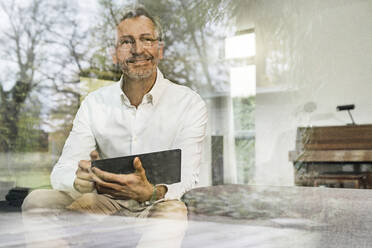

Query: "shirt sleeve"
left=163, top=94, right=208, bottom=200
left=50, top=96, right=96, bottom=193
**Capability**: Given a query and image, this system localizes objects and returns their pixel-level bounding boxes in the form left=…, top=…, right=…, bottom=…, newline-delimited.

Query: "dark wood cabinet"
left=289, top=124, right=372, bottom=188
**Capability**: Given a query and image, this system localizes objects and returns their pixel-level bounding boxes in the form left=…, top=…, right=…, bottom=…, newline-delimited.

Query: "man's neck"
left=122, top=71, right=157, bottom=108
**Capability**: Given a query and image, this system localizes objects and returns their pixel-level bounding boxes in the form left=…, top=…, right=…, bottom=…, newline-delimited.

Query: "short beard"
left=119, top=59, right=157, bottom=81
left=123, top=66, right=155, bottom=81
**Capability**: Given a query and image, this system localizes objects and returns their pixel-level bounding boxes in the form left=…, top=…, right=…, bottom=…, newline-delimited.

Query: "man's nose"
left=131, top=39, right=145, bottom=54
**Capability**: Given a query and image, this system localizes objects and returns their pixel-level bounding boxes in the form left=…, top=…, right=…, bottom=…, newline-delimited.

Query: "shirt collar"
left=118, top=68, right=166, bottom=107
left=146, top=68, right=166, bottom=106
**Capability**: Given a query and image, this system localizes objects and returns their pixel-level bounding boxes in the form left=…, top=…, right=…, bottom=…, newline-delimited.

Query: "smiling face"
left=113, top=16, right=163, bottom=81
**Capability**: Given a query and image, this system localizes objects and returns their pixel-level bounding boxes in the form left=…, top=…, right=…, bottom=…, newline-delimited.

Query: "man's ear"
left=110, top=47, right=118, bottom=64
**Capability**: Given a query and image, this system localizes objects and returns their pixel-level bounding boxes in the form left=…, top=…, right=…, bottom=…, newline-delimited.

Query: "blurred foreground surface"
left=1, top=185, right=372, bottom=248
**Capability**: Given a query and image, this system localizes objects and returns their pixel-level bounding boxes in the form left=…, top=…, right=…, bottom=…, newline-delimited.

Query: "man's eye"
left=120, top=40, right=133, bottom=45
left=141, top=38, right=156, bottom=43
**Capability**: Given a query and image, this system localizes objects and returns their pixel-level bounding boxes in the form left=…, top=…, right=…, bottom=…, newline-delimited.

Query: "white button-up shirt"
left=50, top=69, right=208, bottom=200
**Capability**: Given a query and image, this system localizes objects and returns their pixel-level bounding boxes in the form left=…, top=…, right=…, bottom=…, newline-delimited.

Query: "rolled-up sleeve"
left=50, top=96, right=96, bottom=192
left=164, top=95, right=208, bottom=200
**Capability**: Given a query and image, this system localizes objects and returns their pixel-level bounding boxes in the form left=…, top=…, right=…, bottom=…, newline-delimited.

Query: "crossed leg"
left=22, top=189, right=188, bottom=247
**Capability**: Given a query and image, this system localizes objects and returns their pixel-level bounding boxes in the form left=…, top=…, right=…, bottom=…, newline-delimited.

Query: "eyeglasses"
left=117, top=37, right=159, bottom=50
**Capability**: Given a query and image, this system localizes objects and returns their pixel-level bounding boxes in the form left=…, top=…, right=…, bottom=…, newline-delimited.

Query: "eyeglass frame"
left=116, top=35, right=160, bottom=50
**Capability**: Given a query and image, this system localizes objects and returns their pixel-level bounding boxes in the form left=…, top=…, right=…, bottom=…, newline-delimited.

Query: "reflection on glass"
left=226, top=30, right=257, bottom=185
left=225, top=33, right=256, bottom=59
left=230, top=65, right=256, bottom=97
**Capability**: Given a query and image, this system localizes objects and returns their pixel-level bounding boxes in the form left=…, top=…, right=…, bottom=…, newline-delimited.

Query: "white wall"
left=236, top=0, right=372, bottom=186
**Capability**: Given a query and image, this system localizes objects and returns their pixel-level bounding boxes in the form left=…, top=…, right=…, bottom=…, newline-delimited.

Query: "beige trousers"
left=22, top=189, right=188, bottom=248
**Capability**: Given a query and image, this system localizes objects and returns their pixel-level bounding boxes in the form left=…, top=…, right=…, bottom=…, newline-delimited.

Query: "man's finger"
left=94, top=178, right=120, bottom=191
left=75, top=178, right=94, bottom=188
left=92, top=167, right=125, bottom=184
left=133, top=157, right=147, bottom=181
left=97, top=186, right=116, bottom=195
left=78, top=160, right=91, bottom=171
left=76, top=170, right=92, bottom=181
left=90, top=150, right=100, bottom=161
left=133, top=157, right=145, bottom=174
left=92, top=173, right=123, bottom=191
left=97, top=185, right=132, bottom=199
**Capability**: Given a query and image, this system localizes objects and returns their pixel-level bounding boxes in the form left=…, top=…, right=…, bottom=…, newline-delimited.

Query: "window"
left=226, top=29, right=256, bottom=184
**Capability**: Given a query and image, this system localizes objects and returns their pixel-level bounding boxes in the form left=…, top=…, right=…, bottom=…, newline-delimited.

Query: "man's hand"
left=73, top=151, right=100, bottom=193
left=92, top=157, right=154, bottom=203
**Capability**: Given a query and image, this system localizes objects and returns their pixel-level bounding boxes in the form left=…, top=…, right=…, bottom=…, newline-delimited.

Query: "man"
left=22, top=6, right=207, bottom=247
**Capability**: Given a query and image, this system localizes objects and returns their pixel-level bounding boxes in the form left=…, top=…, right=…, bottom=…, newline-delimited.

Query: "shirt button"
left=133, top=136, right=137, bottom=141
left=146, top=94, right=153, bottom=103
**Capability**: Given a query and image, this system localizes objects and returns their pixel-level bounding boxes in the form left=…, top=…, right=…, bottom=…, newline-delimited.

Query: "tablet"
left=91, top=149, right=181, bottom=185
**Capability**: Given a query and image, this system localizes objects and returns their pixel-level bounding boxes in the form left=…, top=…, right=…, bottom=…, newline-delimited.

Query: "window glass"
left=1, top=1, right=372, bottom=246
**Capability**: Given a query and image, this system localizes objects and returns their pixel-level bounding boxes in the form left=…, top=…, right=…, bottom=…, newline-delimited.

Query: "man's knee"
left=67, top=193, right=122, bottom=215
left=66, top=192, right=95, bottom=211
left=22, top=189, right=73, bottom=212
left=150, top=200, right=188, bottom=220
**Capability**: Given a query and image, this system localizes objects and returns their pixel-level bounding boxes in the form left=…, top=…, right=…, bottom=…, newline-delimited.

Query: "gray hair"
left=116, top=6, right=164, bottom=43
